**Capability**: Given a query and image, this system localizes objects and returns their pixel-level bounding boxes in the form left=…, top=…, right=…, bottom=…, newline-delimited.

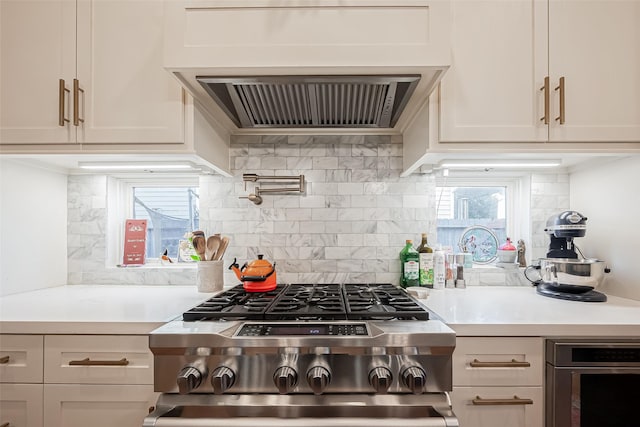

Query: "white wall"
left=570, top=156, right=640, bottom=301
left=0, top=159, right=68, bottom=296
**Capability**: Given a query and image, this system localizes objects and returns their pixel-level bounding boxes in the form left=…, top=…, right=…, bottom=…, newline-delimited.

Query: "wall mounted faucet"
left=240, top=174, right=306, bottom=205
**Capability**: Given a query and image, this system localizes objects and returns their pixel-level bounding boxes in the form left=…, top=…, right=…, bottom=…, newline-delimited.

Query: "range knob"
left=306, top=366, right=331, bottom=395
left=176, top=366, right=204, bottom=394
left=211, top=366, right=236, bottom=394
left=368, top=366, right=393, bottom=394
left=402, top=366, right=427, bottom=395
left=273, top=366, right=298, bottom=394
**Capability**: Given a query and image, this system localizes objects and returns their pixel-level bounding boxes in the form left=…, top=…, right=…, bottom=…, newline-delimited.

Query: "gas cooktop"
left=183, top=283, right=430, bottom=321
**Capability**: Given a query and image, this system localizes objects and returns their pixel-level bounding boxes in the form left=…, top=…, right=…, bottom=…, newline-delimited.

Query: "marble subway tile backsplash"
left=200, top=135, right=437, bottom=286
left=66, top=135, right=570, bottom=287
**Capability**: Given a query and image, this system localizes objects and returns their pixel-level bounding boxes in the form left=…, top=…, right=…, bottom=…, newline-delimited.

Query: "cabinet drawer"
left=0, top=335, right=44, bottom=383
left=44, top=384, right=157, bottom=427
left=44, top=335, right=153, bottom=384
left=453, top=337, right=543, bottom=386
left=0, top=383, right=43, bottom=427
left=452, top=386, right=543, bottom=427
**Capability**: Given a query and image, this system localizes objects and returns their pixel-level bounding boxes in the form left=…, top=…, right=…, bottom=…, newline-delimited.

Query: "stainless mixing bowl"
left=524, top=258, right=608, bottom=291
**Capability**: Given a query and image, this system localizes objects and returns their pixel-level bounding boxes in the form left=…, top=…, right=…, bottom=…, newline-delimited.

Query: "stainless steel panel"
left=143, top=394, right=459, bottom=427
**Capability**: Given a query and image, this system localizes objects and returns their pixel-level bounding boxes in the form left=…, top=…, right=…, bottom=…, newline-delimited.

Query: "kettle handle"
left=241, top=263, right=276, bottom=281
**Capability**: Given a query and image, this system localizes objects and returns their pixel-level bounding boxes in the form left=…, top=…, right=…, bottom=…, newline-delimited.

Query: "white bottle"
left=433, top=245, right=446, bottom=289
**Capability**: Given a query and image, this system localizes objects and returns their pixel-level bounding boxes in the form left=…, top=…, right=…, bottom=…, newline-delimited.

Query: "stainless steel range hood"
left=164, top=1, right=452, bottom=135
left=197, top=75, right=420, bottom=129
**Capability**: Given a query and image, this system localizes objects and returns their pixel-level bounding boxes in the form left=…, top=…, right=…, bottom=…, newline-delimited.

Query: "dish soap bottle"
left=399, top=240, right=420, bottom=288
left=417, top=233, right=434, bottom=288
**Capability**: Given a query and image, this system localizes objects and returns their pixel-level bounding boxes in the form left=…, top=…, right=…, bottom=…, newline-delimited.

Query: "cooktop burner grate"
left=182, top=284, right=286, bottom=321
left=182, top=283, right=429, bottom=321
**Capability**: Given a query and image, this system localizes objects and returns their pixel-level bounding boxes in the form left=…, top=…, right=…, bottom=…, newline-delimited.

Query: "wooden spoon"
left=214, top=236, right=230, bottom=261
left=192, top=235, right=206, bottom=261
left=206, top=234, right=221, bottom=261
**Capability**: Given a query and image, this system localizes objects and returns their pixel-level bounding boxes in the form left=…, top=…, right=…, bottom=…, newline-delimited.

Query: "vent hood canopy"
left=164, top=0, right=452, bottom=134
left=197, top=75, right=420, bottom=129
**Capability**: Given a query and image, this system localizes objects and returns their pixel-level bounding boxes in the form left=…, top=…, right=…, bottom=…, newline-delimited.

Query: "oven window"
left=578, top=373, right=639, bottom=427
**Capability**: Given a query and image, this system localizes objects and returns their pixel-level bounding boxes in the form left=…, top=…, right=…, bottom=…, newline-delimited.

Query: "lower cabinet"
left=0, top=384, right=43, bottom=427
left=451, top=386, right=543, bottom=427
left=452, top=337, right=544, bottom=427
left=43, top=384, right=157, bottom=427
left=0, top=334, right=156, bottom=427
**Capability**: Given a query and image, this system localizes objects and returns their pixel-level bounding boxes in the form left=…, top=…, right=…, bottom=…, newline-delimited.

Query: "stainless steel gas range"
left=143, top=283, right=458, bottom=427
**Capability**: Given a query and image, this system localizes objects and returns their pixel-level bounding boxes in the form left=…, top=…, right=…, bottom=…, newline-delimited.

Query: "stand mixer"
left=533, top=211, right=608, bottom=302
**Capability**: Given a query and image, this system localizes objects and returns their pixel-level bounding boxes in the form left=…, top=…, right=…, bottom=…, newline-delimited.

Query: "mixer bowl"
left=525, top=258, right=608, bottom=291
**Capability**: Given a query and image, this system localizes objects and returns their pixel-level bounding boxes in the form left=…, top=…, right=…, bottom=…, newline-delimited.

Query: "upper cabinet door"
left=438, top=0, right=548, bottom=142
left=0, top=0, right=76, bottom=144
left=548, top=0, right=640, bottom=142
left=75, top=0, right=185, bottom=144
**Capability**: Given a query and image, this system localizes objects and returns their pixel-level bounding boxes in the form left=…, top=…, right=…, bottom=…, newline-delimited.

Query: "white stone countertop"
left=1, top=285, right=639, bottom=337
left=0, top=285, right=215, bottom=334
left=422, top=286, right=640, bottom=337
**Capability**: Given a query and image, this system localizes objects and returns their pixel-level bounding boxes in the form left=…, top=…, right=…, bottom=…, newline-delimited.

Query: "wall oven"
left=545, top=339, right=640, bottom=427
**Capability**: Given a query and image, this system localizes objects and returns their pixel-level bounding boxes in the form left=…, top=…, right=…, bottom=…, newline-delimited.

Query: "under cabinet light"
left=438, top=159, right=562, bottom=169
left=78, top=161, right=196, bottom=171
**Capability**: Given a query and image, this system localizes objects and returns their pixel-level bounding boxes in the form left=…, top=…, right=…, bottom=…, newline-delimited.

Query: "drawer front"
left=453, top=337, right=543, bottom=386
left=44, top=335, right=153, bottom=384
left=0, top=383, right=44, bottom=427
left=44, top=384, right=157, bottom=427
left=0, top=335, right=44, bottom=383
left=452, top=386, right=543, bottom=427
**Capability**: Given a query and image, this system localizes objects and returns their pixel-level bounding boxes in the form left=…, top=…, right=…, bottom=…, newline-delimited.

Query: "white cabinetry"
left=0, top=0, right=184, bottom=145
left=43, top=335, right=157, bottom=427
left=437, top=0, right=640, bottom=144
left=0, top=334, right=156, bottom=427
left=0, top=335, right=44, bottom=427
left=451, top=337, right=544, bottom=427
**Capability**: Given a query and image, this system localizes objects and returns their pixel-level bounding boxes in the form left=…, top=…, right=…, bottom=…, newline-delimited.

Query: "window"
left=435, top=176, right=526, bottom=253
left=132, top=186, right=199, bottom=258
left=112, top=177, right=199, bottom=262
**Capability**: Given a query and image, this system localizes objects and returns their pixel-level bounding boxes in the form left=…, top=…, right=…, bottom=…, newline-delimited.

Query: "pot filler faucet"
left=240, top=174, right=305, bottom=205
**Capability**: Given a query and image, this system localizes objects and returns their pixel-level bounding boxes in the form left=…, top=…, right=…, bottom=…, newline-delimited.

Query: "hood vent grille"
left=197, top=76, right=420, bottom=129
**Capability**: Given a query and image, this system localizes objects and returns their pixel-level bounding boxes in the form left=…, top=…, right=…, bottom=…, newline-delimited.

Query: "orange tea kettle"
left=228, top=254, right=277, bottom=292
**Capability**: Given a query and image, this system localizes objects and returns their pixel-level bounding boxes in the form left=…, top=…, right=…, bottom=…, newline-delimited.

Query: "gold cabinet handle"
left=0, top=356, right=10, bottom=364
left=469, top=358, right=531, bottom=368
left=473, top=395, right=534, bottom=406
left=58, top=79, right=70, bottom=126
left=1, top=422, right=11, bottom=427
left=555, top=76, right=565, bottom=124
left=68, top=357, right=129, bottom=366
left=73, top=78, right=85, bottom=126
left=539, top=76, right=550, bottom=124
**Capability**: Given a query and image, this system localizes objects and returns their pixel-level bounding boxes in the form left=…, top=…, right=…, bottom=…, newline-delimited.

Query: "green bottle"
left=417, top=233, right=434, bottom=288
left=400, top=240, right=420, bottom=288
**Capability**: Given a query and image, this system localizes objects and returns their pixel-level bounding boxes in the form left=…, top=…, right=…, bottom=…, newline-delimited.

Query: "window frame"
left=435, top=174, right=530, bottom=251
left=107, top=175, right=199, bottom=266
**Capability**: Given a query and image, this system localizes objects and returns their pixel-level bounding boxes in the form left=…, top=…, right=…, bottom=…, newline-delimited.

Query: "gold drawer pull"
left=68, top=357, right=129, bottom=366
left=0, top=356, right=10, bottom=364
left=473, top=395, right=534, bottom=406
left=1, top=422, right=11, bottom=427
left=470, top=359, right=531, bottom=368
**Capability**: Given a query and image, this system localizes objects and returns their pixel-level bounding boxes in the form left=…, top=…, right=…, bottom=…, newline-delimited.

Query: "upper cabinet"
left=1, top=0, right=184, bottom=145
left=437, top=0, right=640, bottom=144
